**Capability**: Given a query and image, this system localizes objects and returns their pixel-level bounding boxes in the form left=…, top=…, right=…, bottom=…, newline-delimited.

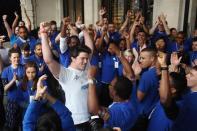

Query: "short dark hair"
left=69, top=45, right=91, bottom=58
left=21, top=43, right=30, bottom=51
left=50, top=20, right=57, bottom=25
left=114, top=76, right=133, bottom=100
left=67, top=35, right=80, bottom=46
left=141, top=47, right=157, bottom=58
left=18, top=26, right=28, bottom=33
left=192, top=37, right=197, bottom=43
left=169, top=72, right=187, bottom=99
left=8, top=47, right=21, bottom=57
left=170, top=28, right=177, bottom=32
left=36, top=109, right=62, bottom=131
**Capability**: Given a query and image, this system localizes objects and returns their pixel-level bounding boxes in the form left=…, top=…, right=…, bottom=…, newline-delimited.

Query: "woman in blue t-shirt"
left=1, top=48, right=24, bottom=130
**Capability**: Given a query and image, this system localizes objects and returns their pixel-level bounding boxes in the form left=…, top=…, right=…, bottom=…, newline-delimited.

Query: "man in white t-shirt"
left=40, top=21, right=98, bottom=130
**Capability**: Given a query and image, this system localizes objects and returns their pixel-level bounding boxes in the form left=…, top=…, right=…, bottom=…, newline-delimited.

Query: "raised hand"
left=40, top=22, right=51, bottom=34
left=99, top=7, right=106, bottom=16
left=123, top=31, right=129, bottom=40
left=139, top=16, right=145, bottom=25
left=14, top=12, right=19, bottom=17
left=170, top=52, right=182, bottom=66
left=2, top=15, right=7, bottom=21
left=157, top=52, right=167, bottom=67
left=35, top=74, right=47, bottom=100
left=62, top=17, right=71, bottom=26
left=126, top=10, right=132, bottom=18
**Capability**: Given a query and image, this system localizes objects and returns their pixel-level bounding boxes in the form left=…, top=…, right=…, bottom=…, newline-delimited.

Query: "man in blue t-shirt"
left=137, top=48, right=159, bottom=115
left=101, top=76, right=137, bottom=131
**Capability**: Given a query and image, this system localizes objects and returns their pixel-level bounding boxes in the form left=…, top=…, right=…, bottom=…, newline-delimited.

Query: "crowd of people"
left=0, top=7, right=197, bottom=131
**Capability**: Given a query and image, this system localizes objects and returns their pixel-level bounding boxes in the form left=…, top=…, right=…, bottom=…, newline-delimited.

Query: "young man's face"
left=192, top=41, right=197, bottom=51
left=139, top=51, right=154, bottom=69
left=19, top=28, right=28, bottom=39
left=72, top=52, right=89, bottom=70
left=186, top=69, right=197, bottom=88
left=10, top=53, right=20, bottom=65
left=176, top=34, right=184, bottom=44
left=137, top=32, right=146, bottom=44
left=34, top=44, right=42, bottom=57
left=156, top=39, right=165, bottom=51
left=22, top=50, right=30, bottom=57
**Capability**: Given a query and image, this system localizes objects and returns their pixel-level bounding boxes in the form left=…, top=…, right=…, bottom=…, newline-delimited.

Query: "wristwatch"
left=88, top=78, right=96, bottom=85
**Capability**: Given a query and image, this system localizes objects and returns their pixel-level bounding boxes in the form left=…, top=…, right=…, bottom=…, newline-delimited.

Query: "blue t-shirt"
left=90, top=53, right=102, bottom=86
left=189, top=51, right=197, bottom=66
left=138, top=67, right=159, bottom=115
left=109, top=31, right=121, bottom=43
left=59, top=50, right=71, bottom=68
left=29, top=55, right=47, bottom=76
left=20, top=55, right=31, bottom=65
left=101, top=51, right=118, bottom=84
left=147, top=101, right=173, bottom=131
left=14, top=36, right=37, bottom=54
left=150, top=30, right=169, bottom=45
left=172, top=92, right=197, bottom=131
left=10, top=33, right=18, bottom=45
left=1, top=65, right=24, bottom=102
left=23, top=100, right=75, bottom=131
left=105, top=101, right=137, bottom=131
left=50, top=31, right=60, bottom=53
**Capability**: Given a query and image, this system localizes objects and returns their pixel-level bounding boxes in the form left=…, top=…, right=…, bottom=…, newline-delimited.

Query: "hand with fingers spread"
left=62, top=17, right=71, bottom=27
left=99, top=7, right=106, bottom=16
left=170, top=52, right=182, bottom=67
left=126, top=10, right=132, bottom=19
left=123, top=31, right=129, bottom=40
left=157, top=52, right=167, bottom=67
left=34, top=74, right=47, bottom=100
left=139, top=16, right=145, bottom=25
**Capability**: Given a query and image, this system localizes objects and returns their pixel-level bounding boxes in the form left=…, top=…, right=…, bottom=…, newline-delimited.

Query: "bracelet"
left=161, top=66, right=168, bottom=70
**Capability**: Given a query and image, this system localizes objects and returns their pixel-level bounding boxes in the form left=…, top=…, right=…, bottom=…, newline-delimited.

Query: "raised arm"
left=149, top=17, right=159, bottom=35
left=108, top=43, right=135, bottom=80
left=98, top=7, right=106, bottom=26
left=129, top=21, right=139, bottom=44
left=87, top=66, right=99, bottom=115
left=160, top=13, right=170, bottom=35
left=23, top=8, right=32, bottom=32
left=83, top=26, right=94, bottom=56
left=119, top=10, right=131, bottom=34
left=40, top=22, right=60, bottom=78
left=59, top=17, right=70, bottom=54
left=12, top=12, right=19, bottom=33
left=139, top=16, right=149, bottom=34
left=2, top=15, right=13, bottom=38
left=157, top=52, right=171, bottom=105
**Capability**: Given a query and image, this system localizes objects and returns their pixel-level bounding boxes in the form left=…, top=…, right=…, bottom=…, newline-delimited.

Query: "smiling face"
left=10, top=53, right=20, bottom=66
left=72, top=52, right=89, bottom=70
left=186, top=69, right=197, bottom=89
left=139, top=51, right=154, bottom=69
left=26, top=67, right=37, bottom=80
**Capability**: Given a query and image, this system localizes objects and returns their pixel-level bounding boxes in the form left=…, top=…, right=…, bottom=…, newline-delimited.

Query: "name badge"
left=98, top=62, right=102, bottom=68
left=114, top=62, right=119, bottom=68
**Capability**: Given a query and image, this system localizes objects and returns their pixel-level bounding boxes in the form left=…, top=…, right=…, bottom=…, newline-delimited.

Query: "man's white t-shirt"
left=57, top=66, right=90, bottom=125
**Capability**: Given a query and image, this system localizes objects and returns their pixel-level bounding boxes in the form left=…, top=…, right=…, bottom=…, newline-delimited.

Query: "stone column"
left=84, top=0, right=101, bottom=25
